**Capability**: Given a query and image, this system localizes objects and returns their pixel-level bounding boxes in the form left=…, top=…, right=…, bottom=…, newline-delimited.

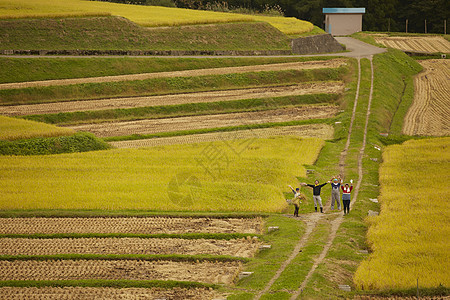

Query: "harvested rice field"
left=0, top=82, right=344, bottom=116
left=0, top=237, right=261, bottom=257
left=0, top=59, right=347, bottom=90
left=403, top=59, right=450, bottom=136
left=374, top=35, right=450, bottom=53
left=0, top=287, right=221, bottom=300
left=110, top=124, right=334, bottom=148
left=0, top=259, right=242, bottom=284
left=0, top=217, right=263, bottom=235
left=68, top=106, right=339, bottom=137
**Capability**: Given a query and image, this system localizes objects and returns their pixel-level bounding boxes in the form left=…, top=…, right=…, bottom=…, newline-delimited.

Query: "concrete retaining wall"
left=0, top=49, right=292, bottom=56
left=291, top=34, right=345, bottom=55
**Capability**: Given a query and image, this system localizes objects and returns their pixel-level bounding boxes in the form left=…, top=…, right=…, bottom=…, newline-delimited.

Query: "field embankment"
left=354, top=137, right=450, bottom=290
left=402, top=59, right=450, bottom=136
left=0, top=17, right=292, bottom=51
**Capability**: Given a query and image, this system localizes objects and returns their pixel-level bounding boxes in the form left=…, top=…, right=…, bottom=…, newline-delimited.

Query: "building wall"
left=325, top=14, right=363, bottom=36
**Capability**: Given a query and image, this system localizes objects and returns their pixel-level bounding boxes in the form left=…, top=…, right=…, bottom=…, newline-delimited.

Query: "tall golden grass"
left=0, top=0, right=313, bottom=34
left=0, top=136, right=323, bottom=212
left=354, top=137, right=450, bottom=290
left=0, top=116, right=75, bottom=141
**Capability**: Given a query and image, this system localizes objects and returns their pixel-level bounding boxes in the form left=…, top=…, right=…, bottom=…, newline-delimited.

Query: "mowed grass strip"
left=0, top=68, right=347, bottom=105
left=0, top=0, right=313, bottom=34
left=354, top=137, right=450, bottom=290
left=0, top=137, right=323, bottom=212
left=0, top=17, right=291, bottom=51
left=23, top=94, right=340, bottom=125
left=0, top=56, right=335, bottom=84
left=0, top=116, right=74, bottom=141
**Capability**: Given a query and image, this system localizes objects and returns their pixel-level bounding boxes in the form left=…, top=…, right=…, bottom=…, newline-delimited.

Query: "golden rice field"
left=0, top=0, right=313, bottom=35
left=354, top=137, right=450, bottom=290
left=0, top=136, right=323, bottom=211
left=0, top=116, right=74, bottom=141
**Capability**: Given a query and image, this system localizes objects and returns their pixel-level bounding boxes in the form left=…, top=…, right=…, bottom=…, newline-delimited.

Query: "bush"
left=0, top=132, right=110, bottom=156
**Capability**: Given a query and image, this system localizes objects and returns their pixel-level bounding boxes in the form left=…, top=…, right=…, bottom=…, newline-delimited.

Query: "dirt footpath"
left=0, top=59, right=347, bottom=90
left=403, top=60, right=450, bottom=136
left=0, top=82, right=344, bottom=116
left=110, top=124, right=334, bottom=148
left=68, top=106, right=338, bottom=137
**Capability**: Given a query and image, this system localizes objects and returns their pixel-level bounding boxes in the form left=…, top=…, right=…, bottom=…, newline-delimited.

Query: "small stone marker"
left=259, top=245, right=272, bottom=250
left=268, top=226, right=279, bottom=233
left=379, top=133, right=389, bottom=137
left=368, top=210, right=379, bottom=216
left=335, top=121, right=342, bottom=124
left=370, top=158, right=378, bottom=162
left=306, top=169, right=314, bottom=174
left=369, top=198, right=378, bottom=203
left=338, top=285, right=351, bottom=292
left=239, top=272, right=254, bottom=280
left=358, top=250, right=369, bottom=254
left=374, top=145, right=381, bottom=151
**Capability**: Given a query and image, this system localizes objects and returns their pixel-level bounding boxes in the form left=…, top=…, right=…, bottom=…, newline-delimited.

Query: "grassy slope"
left=0, top=17, right=290, bottom=51
left=0, top=0, right=313, bottom=34
left=0, top=56, right=335, bottom=84
left=0, top=67, right=347, bottom=105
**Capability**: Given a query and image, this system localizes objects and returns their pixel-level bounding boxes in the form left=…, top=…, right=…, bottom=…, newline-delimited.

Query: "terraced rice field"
left=0, top=82, right=344, bottom=116
left=0, top=237, right=261, bottom=257
left=0, top=216, right=262, bottom=296
left=68, top=106, right=338, bottom=138
left=403, top=59, right=450, bottom=136
left=0, top=59, right=347, bottom=90
left=0, top=287, right=221, bottom=300
left=110, top=124, right=334, bottom=148
left=374, top=35, right=450, bottom=53
left=0, top=217, right=263, bottom=234
left=0, top=260, right=242, bottom=284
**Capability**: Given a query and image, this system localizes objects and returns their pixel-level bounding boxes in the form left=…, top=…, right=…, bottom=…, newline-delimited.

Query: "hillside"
left=0, top=0, right=313, bottom=34
left=0, top=16, right=291, bottom=51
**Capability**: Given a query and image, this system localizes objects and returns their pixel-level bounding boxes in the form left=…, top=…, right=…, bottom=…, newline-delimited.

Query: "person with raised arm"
left=341, top=180, right=353, bottom=215
left=301, top=179, right=330, bottom=213
left=330, top=175, right=343, bottom=211
left=287, top=185, right=306, bottom=217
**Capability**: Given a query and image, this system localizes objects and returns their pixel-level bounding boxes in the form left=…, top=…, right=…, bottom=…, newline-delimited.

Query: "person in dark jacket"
left=301, top=180, right=330, bottom=213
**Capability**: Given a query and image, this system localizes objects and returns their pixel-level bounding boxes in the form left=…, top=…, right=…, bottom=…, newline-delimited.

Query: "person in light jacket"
left=287, top=185, right=306, bottom=217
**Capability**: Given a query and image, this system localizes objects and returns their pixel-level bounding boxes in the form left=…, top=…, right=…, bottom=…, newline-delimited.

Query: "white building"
left=323, top=8, right=366, bottom=36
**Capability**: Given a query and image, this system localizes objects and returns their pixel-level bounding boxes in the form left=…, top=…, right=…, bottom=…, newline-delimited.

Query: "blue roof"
left=323, top=8, right=365, bottom=14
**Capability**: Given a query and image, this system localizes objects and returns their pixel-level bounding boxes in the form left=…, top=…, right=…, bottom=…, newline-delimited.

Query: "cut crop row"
left=0, top=217, right=263, bottom=235
left=0, top=237, right=261, bottom=257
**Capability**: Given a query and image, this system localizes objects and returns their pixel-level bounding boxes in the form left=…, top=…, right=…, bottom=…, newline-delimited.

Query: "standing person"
left=330, top=175, right=343, bottom=211
left=287, top=185, right=306, bottom=217
left=341, top=180, right=353, bottom=215
left=301, top=180, right=330, bottom=213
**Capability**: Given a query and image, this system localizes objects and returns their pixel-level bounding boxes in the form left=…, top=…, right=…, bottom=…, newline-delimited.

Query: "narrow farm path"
left=255, top=56, right=375, bottom=299
left=0, top=59, right=346, bottom=90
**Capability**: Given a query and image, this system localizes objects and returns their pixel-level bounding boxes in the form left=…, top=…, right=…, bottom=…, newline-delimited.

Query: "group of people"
left=287, top=175, right=353, bottom=217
